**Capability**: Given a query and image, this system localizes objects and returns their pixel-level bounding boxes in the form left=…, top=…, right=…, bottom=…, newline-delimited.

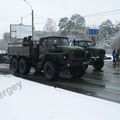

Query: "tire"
left=84, top=64, right=88, bottom=70
left=93, top=60, right=104, bottom=70
left=11, top=58, right=19, bottom=73
left=19, top=58, right=30, bottom=75
left=70, top=67, right=85, bottom=78
left=43, top=61, right=59, bottom=81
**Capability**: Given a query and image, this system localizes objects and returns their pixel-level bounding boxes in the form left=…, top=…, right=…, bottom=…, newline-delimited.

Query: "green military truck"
left=74, top=40, right=105, bottom=70
left=8, top=36, right=87, bottom=81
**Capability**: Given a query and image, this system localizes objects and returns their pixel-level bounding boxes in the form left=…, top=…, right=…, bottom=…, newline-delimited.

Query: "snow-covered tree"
left=114, top=22, right=120, bottom=33
left=99, top=19, right=114, bottom=41
left=58, top=14, right=86, bottom=39
left=58, top=17, right=69, bottom=30
left=109, top=31, right=120, bottom=50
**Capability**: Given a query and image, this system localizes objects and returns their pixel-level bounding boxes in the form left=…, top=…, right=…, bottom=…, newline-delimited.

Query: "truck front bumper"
left=64, top=60, right=88, bottom=68
left=89, top=57, right=104, bottom=65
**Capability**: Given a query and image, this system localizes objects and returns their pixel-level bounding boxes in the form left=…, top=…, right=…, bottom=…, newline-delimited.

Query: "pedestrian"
left=112, top=49, right=116, bottom=67
left=22, top=37, right=28, bottom=46
left=116, top=49, right=120, bottom=66
left=27, top=36, right=33, bottom=47
left=73, top=39, right=76, bottom=46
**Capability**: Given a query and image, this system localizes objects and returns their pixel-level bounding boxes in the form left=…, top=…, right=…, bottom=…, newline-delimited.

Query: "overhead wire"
left=84, top=9, right=120, bottom=17
left=1, top=8, right=120, bottom=37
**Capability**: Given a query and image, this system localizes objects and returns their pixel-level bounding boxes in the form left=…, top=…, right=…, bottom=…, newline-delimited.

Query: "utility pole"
left=24, top=0, right=34, bottom=40
left=32, top=9, right=34, bottom=40
left=21, top=17, right=23, bottom=25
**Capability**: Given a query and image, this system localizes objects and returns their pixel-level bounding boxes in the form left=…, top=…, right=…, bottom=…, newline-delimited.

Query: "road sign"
left=89, top=29, right=99, bottom=35
left=10, top=24, right=32, bottom=40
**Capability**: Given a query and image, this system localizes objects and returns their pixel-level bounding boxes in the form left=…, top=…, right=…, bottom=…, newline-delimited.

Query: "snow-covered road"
left=0, top=74, right=120, bottom=120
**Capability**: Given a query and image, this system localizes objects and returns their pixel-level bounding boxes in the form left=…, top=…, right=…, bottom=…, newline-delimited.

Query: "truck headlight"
left=63, top=54, right=68, bottom=59
left=67, top=63, right=70, bottom=67
left=63, top=56, right=66, bottom=59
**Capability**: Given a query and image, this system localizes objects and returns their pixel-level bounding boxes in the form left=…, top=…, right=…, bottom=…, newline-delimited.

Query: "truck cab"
left=74, top=40, right=105, bottom=70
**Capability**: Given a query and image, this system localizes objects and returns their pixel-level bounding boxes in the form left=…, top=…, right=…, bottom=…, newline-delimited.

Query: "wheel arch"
left=41, top=54, right=60, bottom=69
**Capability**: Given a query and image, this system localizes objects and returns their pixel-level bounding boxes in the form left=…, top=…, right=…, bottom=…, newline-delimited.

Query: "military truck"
left=74, top=40, right=105, bottom=70
left=8, top=36, right=87, bottom=81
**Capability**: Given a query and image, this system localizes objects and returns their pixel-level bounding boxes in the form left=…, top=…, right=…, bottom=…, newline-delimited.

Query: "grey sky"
left=0, top=0, right=120, bottom=38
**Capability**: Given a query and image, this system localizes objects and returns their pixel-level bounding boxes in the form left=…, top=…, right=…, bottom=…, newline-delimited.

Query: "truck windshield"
left=48, top=38, right=69, bottom=46
left=75, top=41, right=94, bottom=47
left=60, top=38, right=69, bottom=46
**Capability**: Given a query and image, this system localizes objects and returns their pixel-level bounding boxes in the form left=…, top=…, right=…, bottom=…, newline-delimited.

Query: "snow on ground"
left=105, top=54, right=112, bottom=61
left=96, top=42, right=112, bottom=54
left=0, top=74, right=120, bottom=120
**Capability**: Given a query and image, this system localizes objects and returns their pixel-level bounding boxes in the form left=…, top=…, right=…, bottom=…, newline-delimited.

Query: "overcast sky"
left=0, top=0, right=120, bottom=38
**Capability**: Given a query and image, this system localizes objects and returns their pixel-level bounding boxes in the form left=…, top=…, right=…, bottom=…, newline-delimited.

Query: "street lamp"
left=24, top=0, right=34, bottom=40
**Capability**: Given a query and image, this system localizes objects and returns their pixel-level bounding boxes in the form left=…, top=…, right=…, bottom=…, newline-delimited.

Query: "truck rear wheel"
left=43, top=61, right=59, bottom=81
left=11, top=58, right=19, bottom=73
left=70, top=67, right=85, bottom=78
left=93, top=60, right=104, bottom=70
left=19, top=58, right=30, bottom=75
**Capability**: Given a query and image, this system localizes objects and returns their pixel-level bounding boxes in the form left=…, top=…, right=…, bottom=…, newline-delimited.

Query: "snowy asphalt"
left=0, top=61, right=120, bottom=103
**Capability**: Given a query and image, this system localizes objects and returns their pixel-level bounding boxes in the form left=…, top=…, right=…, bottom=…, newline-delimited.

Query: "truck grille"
left=89, top=49, right=105, bottom=57
left=74, top=51, right=85, bottom=59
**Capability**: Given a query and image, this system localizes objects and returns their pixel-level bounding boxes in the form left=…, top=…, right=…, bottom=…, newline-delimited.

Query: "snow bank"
left=105, top=54, right=112, bottom=61
left=0, top=75, right=120, bottom=120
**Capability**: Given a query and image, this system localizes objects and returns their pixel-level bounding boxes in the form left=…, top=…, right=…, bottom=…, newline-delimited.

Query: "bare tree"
left=43, top=18, right=57, bottom=32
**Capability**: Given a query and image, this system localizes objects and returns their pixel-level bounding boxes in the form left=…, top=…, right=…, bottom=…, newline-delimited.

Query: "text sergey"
left=0, top=81, right=22, bottom=99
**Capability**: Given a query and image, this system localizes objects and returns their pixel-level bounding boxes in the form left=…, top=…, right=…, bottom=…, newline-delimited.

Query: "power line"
left=84, top=9, right=120, bottom=17
left=1, top=9, right=120, bottom=34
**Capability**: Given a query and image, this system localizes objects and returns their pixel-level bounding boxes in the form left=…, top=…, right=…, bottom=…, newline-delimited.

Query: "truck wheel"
left=43, top=61, right=59, bottom=81
left=93, top=60, right=104, bottom=70
left=19, top=58, right=30, bottom=75
left=84, top=64, right=88, bottom=70
left=11, top=58, right=19, bottom=73
left=70, top=67, right=85, bottom=78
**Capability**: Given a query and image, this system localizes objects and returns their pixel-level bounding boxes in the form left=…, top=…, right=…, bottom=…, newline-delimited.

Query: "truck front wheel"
left=43, top=61, right=59, bottom=81
left=70, top=67, right=85, bottom=78
left=19, top=58, right=30, bottom=75
left=84, top=64, right=88, bottom=70
left=93, top=60, right=104, bottom=70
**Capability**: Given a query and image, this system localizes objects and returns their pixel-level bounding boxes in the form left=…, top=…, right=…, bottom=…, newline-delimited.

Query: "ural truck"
left=74, top=40, right=105, bottom=70
left=8, top=36, right=87, bottom=81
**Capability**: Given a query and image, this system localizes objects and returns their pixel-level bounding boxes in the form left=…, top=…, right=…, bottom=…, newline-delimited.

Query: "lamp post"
left=24, top=0, right=34, bottom=40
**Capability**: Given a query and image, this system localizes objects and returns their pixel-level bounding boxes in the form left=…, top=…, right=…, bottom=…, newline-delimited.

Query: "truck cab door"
left=39, top=39, right=48, bottom=61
